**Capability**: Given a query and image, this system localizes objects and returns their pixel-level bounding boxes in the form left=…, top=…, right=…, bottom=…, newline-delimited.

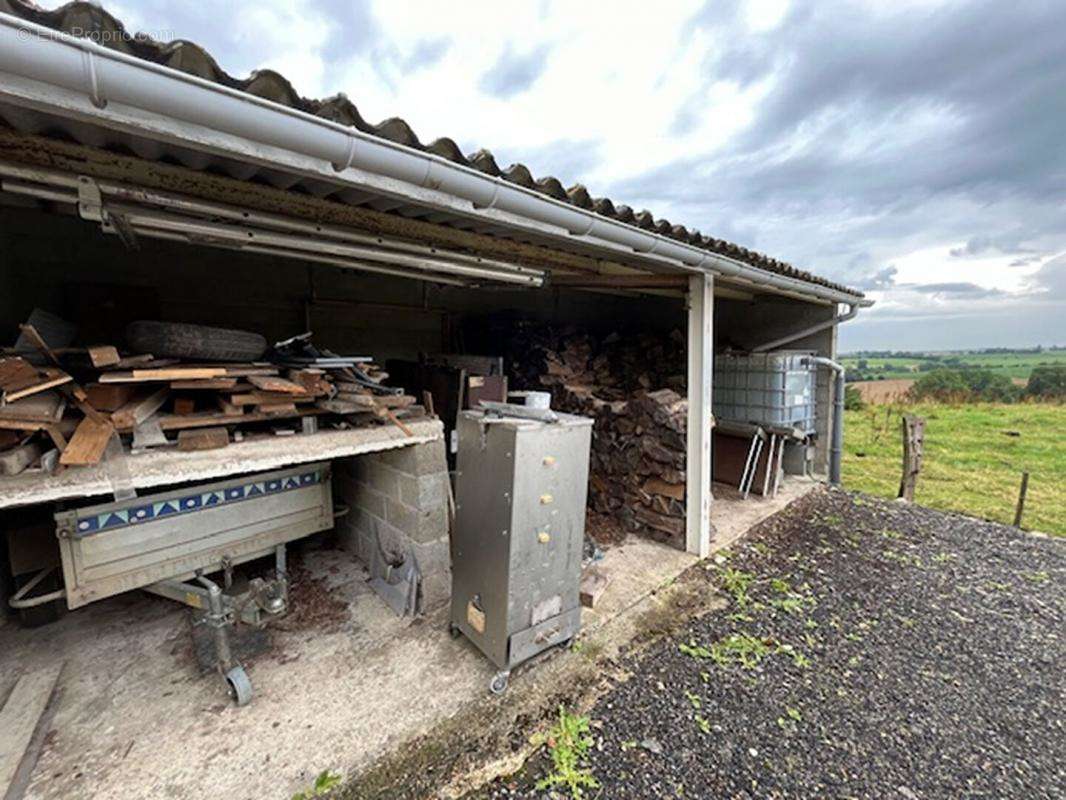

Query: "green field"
left=843, top=403, right=1065, bottom=536
left=841, top=349, right=1066, bottom=381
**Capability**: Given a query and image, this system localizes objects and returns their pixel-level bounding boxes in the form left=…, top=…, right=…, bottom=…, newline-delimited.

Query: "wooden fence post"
left=897, top=414, right=925, bottom=502
left=1013, top=471, right=1029, bottom=528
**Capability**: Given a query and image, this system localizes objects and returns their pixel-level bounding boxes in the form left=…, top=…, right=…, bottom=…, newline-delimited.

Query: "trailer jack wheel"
left=225, top=665, right=253, bottom=706
left=489, top=671, right=509, bottom=695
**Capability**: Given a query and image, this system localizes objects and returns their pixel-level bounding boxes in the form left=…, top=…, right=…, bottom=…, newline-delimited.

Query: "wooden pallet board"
left=110, top=387, right=169, bottom=430
left=0, top=393, right=66, bottom=425
left=177, top=426, right=229, bottom=452
left=59, top=417, right=114, bottom=466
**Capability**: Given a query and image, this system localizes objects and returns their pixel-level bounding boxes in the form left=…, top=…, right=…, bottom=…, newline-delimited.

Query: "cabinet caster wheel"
left=489, top=672, right=509, bottom=695
left=225, top=665, right=253, bottom=707
left=448, top=623, right=461, bottom=640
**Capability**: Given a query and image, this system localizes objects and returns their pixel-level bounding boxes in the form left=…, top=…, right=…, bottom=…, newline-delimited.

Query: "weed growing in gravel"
left=679, top=640, right=712, bottom=659
left=710, top=633, right=772, bottom=668
left=1025, top=571, right=1050, bottom=583
left=684, top=690, right=702, bottom=710
left=694, top=714, right=712, bottom=734
left=718, top=567, right=756, bottom=608
left=535, top=706, right=599, bottom=799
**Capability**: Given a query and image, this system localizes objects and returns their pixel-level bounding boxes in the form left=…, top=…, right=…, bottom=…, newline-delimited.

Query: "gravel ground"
left=481, top=490, right=1065, bottom=800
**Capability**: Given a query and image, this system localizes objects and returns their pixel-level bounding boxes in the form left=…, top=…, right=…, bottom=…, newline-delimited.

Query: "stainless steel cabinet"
left=450, top=409, right=592, bottom=692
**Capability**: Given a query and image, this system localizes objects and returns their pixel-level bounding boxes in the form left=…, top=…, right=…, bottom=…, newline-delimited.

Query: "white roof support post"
left=686, top=272, right=714, bottom=557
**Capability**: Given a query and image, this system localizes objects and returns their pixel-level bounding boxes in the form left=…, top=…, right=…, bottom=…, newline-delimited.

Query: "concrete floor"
left=1, top=477, right=818, bottom=800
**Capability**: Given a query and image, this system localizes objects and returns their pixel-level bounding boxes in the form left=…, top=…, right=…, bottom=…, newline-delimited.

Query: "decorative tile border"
left=74, top=469, right=323, bottom=537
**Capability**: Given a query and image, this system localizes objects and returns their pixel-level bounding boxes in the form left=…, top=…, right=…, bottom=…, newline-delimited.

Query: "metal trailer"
left=9, top=462, right=334, bottom=705
left=449, top=408, right=592, bottom=693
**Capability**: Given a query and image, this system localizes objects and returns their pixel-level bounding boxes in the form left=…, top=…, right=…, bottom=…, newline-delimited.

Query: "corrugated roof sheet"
left=2, top=0, right=862, bottom=297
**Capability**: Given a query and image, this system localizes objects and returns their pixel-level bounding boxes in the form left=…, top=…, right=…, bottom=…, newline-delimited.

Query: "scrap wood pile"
left=0, top=317, right=424, bottom=477
left=504, top=323, right=689, bottom=545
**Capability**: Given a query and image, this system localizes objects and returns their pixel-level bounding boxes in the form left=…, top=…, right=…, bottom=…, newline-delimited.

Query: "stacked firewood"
left=504, top=324, right=689, bottom=545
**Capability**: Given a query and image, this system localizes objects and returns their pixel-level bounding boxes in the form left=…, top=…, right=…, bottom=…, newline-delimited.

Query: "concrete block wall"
left=333, top=438, right=452, bottom=612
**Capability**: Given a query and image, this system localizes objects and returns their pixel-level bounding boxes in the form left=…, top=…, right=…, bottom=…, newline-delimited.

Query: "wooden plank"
left=0, top=393, right=65, bottom=424
left=60, top=417, right=114, bottom=466
left=110, top=387, right=169, bottom=430
left=0, top=357, right=39, bottom=388
left=247, top=375, right=311, bottom=395
left=99, top=367, right=228, bottom=383
left=44, top=424, right=67, bottom=452
left=0, top=663, right=64, bottom=799
left=256, top=402, right=297, bottom=415
left=84, top=383, right=136, bottom=412
left=87, top=345, right=121, bottom=368
left=216, top=396, right=242, bottom=416
left=287, top=369, right=331, bottom=395
left=317, top=398, right=374, bottom=415
left=170, top=378, right=239, bottom=390
left=331, top=391, right=376, bottom=408
left=2, top=369, right=72, bottom=403
left=141, top=408, right=322, bottom=433
left=231, top=392, right=316, bottom=406
left=177, top=426, right=229, bottom=452
left=16, top=323, right=62, bottom=368
left=374, top=394, right=416, bottom=410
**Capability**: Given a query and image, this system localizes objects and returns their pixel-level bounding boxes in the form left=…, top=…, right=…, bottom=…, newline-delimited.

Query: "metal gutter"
left=0, top=13, right=872, bottom=307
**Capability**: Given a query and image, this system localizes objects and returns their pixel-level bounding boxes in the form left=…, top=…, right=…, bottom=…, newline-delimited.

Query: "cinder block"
left=386, top=496, right=448, bottom=544
left=410, top=536, right=451, bottom=578
left=352, top=483, right=387, bottom=519
left=370, top=517, right=409, bottom=563
left=377, top=441, right=447, bottom=478
left=400, top=472, right=448, bottom=512
left=420, top=570, right=452, bottom=611
left=364, top=462, right=402, bottom=497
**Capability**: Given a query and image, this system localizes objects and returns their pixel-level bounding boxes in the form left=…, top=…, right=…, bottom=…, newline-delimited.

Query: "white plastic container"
left=713, top=351, right=817, bottom=434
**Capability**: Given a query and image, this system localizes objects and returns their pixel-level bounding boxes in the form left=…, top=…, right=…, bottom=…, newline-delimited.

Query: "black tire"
left=126, top=321, right=268, bottom=362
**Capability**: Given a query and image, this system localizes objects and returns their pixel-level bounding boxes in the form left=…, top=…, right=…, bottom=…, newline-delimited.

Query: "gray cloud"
left=949, top=236, right=1036, bottom=259
left=909, top=282, right=1004, bottom=298
left=478, top=44, right=551, bottom=98
left=603, top=1, right=1066, bottom=346
left=856, top=265, right=898, bottom=291
left=1030, top=254, right=1066, bottom=300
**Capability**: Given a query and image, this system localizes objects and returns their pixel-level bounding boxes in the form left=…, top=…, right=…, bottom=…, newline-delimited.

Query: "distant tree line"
left=907, top=366, right=1066, bottom=403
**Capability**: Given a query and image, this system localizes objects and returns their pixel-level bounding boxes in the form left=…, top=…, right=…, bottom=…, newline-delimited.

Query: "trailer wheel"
left=225, top=665, right=253, bottom=706
left=126, top=320, right=268, bottom=362
left=489, top=671, right=509, bottom=695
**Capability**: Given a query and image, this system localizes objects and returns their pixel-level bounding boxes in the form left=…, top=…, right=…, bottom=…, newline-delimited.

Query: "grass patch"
left=844, top=402, right=1065, bottom=535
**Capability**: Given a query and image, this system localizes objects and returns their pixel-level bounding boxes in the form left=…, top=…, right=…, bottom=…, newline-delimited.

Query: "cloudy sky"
left=77, top=0, right=1066, bottom=351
